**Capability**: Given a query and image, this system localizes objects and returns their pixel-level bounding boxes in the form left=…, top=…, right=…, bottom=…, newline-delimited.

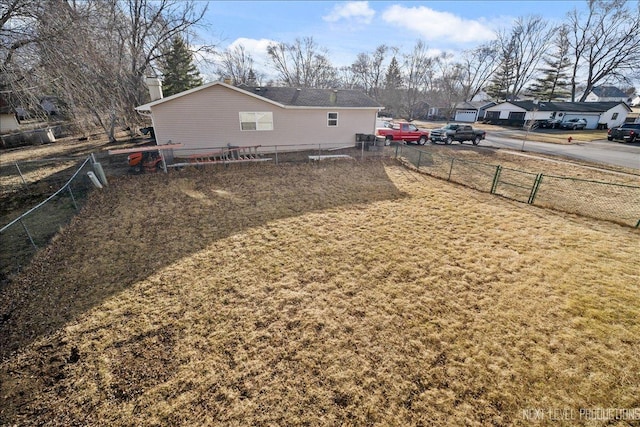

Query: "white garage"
left=454, top=110, right=477, bottom=122
left=484, top=101, right=631, bottom=129
left=562, top=113, right=601, bottom=129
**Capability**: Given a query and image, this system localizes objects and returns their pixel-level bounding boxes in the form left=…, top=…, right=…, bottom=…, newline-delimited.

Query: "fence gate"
left=493, top=167, right=541, bottom=203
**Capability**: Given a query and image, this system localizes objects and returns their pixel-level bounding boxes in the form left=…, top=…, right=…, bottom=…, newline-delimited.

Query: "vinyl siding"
left=149, top=84, right=378, bottom=154
left=600, top=105, right=630, bottom=129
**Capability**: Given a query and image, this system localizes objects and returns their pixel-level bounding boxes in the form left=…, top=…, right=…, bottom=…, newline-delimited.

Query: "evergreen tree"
left=159, top=35, right=203, bottom=97
left=381, top=56, right=403, bottom=117
left=526, top=27, right=572, bottom=101
left=247, top=68, right=257, bottom=85
left=485, top=48, right=516, bottom=102
left=384, top=56, right=403, bottom=89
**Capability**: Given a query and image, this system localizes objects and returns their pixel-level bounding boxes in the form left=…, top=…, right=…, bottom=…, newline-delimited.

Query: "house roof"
left=136, top=81, right=382, bottom=111
left=589, top=85, right=627, bottom=98
left=498, top=101, right=631, bottom=113
left=454, top=101, right=496, bottom=110
left=240, top=85, right=382, bottom=108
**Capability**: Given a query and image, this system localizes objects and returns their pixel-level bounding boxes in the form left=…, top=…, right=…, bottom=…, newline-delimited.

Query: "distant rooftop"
left=242, top=86, right=382, bottom=109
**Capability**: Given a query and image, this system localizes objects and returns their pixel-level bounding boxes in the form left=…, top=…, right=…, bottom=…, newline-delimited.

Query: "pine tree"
left=486, top=54, right=515, bottom=102
left=384, top=56, right=403, bottom=89
left=159, top=35, right=203, bottom=97
left=381, top=56, right=403, bottom=117
left=526, top=27, right=572, bottom=101
left=486, top=37, right=517, bottom=102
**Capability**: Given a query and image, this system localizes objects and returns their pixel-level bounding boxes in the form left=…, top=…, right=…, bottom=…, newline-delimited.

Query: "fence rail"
left=395, top=144, right=640, bottom=228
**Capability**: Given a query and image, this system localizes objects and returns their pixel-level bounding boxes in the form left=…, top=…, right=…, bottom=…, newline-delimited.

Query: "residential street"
left=482, top=130, right=640, bottom=170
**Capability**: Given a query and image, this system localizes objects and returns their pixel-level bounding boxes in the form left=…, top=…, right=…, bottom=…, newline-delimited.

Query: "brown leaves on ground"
left=1, top=159, right=638, bottom=426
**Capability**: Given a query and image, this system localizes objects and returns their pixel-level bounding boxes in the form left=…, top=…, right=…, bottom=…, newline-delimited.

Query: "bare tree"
left=335, top=65, right=360, bottom=89
left=458, top=42, right=500, bottom=101
left=1, top=0, right=52, bottom=117
left=567, top=0, right=640, bottom=101
left=266, top=37, right=337, bottom=88
left=495, top=16, right=553, bottom=101
left=402, top=40, right=435, bottom=119
left=431, top=52, right=465, bottom=119
left=1, top=0, right=211, bottom=141
left=350, top=45, right=388, bottom=99
left=216, top=44, right=260, bottom=85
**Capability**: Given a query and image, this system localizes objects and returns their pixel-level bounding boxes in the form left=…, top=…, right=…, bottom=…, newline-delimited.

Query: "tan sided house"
left=135, top=81, right=383, bottom=158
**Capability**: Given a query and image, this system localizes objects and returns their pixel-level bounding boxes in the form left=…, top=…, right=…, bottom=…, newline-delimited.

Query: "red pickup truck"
left=376, top=121, right=429, bottom=145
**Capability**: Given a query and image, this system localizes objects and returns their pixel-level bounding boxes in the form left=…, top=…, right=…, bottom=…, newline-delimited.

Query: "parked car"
left=559, top=118, right=587, bottom=130
left=376, top=121, right=430, bottom=145
left=539, top=118, right=562, bottom=129
left=429, top=123, right=486, bottom=145
left=607, top=123, right=640, bottom=143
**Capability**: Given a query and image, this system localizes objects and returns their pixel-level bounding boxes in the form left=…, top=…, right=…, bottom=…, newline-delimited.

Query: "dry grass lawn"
left=1, top=159, right=639, bottom=426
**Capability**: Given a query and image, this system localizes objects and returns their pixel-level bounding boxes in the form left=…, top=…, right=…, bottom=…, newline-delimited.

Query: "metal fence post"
left=447, top=158, right=455, bottom=181
left=490, top=165, right=502, bottom=194
left=275, top=145, right=278, bottom=165
left=20, top=219, right=37, bottom=250
left=528, top=173, right=543, bottom=204
left=15, top=162, right=27, bottom=184
left=417, top=150, right=422, bottom=169
left=395, top=143, right=399, bottom=158
left=68, top=185, right=78, bottom=210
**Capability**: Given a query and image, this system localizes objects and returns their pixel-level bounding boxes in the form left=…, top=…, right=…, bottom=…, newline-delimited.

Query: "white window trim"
left=239, top=111, right=273, bottom=131
left=327, top=112, right=338, bottom=127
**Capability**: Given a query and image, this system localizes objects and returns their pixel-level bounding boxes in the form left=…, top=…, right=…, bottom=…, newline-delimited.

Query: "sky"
left=197, top=1, right=588, bottom=80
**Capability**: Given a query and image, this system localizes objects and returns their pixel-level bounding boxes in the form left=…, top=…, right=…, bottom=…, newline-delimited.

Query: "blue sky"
left=198, top=1, right=587, bottom=78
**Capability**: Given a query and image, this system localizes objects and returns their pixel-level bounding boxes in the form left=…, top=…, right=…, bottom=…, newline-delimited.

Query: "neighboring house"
left=484, top=101, right=631, bottom=129
left=453, top=101, right=496, bottom=123
left=630, top=94, right=640, bottom=107
left=426, top=106, right=450, bottom=121
left=581, top=86, right=628, bottom=103
left=470, top=90, right=493, bottom=103
left=626, top=107, right=640, bottom=124
left=135, top=81, right=382, bottom=155
left=0, top=94, right=19, bottom=133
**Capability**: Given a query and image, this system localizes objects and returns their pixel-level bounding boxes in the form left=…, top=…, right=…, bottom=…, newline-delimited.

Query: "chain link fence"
left=1, top=158, right=81, bottom=192
left=0, top=156, right=101, bottom=281
left=395, top=144, right=640, bottom=228
left=3, top=140, right=636, bottom=284
left=1, top=142, right=393, bottom=282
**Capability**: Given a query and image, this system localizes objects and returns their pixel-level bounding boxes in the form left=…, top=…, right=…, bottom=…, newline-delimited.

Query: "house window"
left=327, top=112, right=338, bottom=127
left=485, top=111, right=499, bottom=119
left=239, top=112, right=273, bottom=131
left=509, top=112, right=526, bottom=121
left=612, top=112, right=619, bottom=120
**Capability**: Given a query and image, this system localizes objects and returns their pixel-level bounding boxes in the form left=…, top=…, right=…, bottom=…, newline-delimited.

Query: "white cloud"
left=227, top=37, right=277, bottom=68
left=193, top=38, right=279, bottom=83
left=382, top=5, right=496, bottom=44
left=323, top=1, right=375, bottom=25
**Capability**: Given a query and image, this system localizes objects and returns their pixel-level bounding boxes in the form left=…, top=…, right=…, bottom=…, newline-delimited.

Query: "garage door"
left=455, top=110, right=477, bottom=122
left=562, top=114, right=600, bottom=129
